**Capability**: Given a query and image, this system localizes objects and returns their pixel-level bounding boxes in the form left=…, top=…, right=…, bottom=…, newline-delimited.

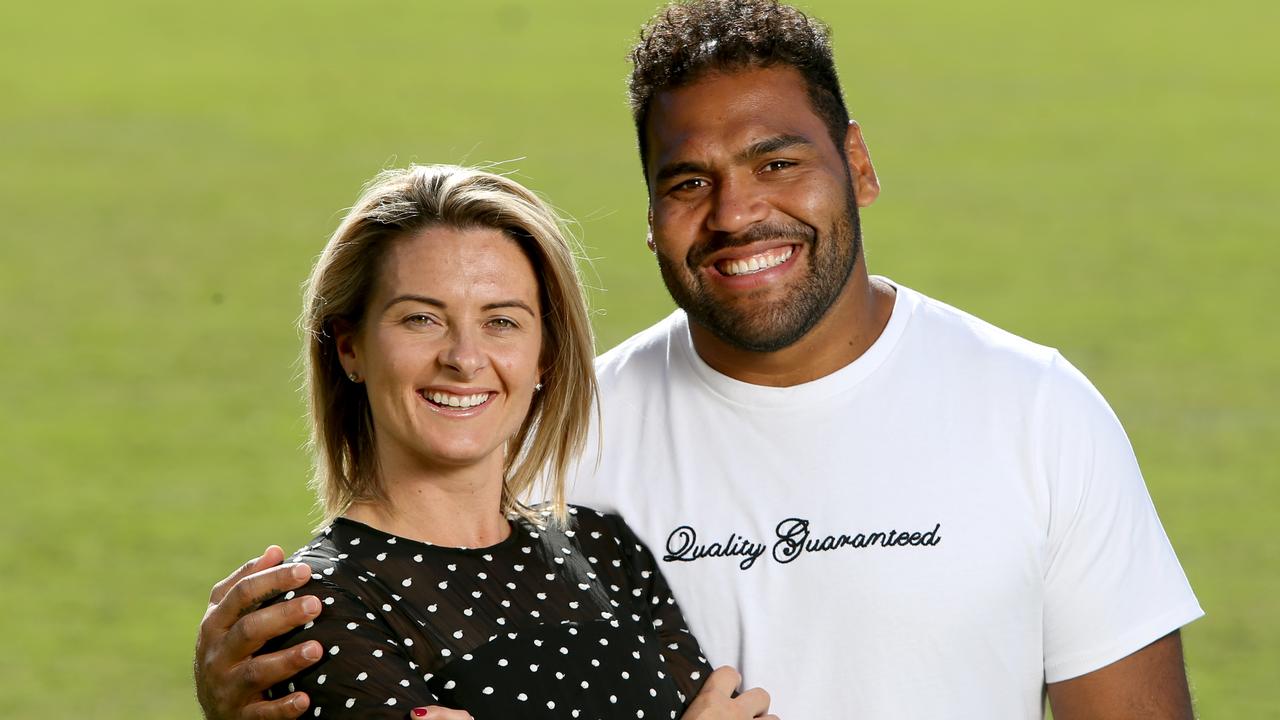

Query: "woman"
left=263, top=165, right=766, bottom=719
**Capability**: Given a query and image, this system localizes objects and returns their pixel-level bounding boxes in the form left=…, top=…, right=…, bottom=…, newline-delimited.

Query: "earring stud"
left=534, top=382, right=543, bottom=392
left=348, top=372, right=360, bottom=382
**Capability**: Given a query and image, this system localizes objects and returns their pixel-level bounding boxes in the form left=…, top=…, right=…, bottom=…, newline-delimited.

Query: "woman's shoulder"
left=272, top=520, right=388, bottom=600
left=517, top=503, right=632, bottom=540
left=519, top=504, right=652, bottom=566
left=284, top=523, right=355, bottom=570
left=566, top=504, right=642, bottom=542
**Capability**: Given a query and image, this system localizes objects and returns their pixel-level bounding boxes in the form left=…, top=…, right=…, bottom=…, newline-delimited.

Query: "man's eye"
left=671, top=178, right=708, bottom=194
left=763, top=160, right=795, bottom=172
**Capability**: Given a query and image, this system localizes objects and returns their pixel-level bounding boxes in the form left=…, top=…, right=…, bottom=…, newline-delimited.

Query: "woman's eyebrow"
left=384, top=294, right=445, bottom=312
left=482, top=300, right=536, bottom=315
left=383, top=296, right=536, bottom=316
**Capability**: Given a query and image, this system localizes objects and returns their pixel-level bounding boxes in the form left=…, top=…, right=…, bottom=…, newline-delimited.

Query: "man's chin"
left=694, top=310, right=814, bottom=354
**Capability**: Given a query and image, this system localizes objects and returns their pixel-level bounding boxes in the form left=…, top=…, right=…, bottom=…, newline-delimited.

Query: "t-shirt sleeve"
left=262, top=575, right=440, bottom=717
left=1037, top=352, right=1203, bottom=682
left=605, top=512, right=713, bottom=703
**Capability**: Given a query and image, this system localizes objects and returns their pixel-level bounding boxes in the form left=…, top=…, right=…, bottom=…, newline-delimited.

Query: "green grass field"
left=1, top=1, right=1276, bottom=717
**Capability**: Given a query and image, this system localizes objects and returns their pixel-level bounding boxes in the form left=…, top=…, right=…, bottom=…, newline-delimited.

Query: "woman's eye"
left=487, top=317, right=518, bottom=330
left=405, top=314, right=436, bottom=327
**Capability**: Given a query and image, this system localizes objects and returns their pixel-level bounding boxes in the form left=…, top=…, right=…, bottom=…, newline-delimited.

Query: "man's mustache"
left=687, top=222, right=815, bottom=268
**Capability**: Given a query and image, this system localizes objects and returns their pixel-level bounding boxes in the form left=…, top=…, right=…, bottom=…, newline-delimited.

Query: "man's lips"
left=710, top=244, right=797, bottom=277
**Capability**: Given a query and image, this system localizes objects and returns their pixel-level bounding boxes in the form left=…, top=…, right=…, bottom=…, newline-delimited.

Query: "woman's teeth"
left=426, top=392, right=489, bottom=408
left=718, top=246, right=794, bottom=276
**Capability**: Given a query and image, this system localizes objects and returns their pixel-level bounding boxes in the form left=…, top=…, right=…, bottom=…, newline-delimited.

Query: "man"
left=196, top=1, right=1202, bottom=717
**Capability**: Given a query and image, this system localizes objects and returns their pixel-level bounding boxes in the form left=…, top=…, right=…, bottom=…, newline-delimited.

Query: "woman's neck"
left=345, top=445, right=512, bottom=548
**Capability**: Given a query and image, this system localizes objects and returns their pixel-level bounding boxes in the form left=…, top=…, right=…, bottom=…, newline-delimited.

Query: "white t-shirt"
left=568, top=278, right=1202, bottom=719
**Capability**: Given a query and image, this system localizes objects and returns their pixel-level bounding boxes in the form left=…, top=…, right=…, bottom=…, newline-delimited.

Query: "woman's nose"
left=439, top=328, right=487, bottom=378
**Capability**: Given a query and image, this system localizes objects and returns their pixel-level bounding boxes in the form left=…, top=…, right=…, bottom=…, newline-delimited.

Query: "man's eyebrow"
left=654, top=134, right=815, bottom=184
left=655, top=160, right=710, bottom=184
left=735, top=134, right=813, bottom=163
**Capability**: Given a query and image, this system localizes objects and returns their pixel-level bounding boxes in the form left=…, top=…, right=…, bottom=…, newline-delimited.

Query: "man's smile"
left=714, top=245, right=795, bottom=276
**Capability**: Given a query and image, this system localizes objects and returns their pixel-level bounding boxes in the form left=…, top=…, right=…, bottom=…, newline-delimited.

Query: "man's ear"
left=843, top=120, right=880, bottom=208
left=646, top=206, right=656, bottom=253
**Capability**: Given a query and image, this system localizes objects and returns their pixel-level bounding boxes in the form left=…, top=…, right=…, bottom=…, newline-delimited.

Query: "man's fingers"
left=242, top=691, right=309, bottom=720
left=732, top=686, right=771, bottom=717
left=223, top=593, right=322, bottom=662
left=206, top=562, right=314, bottom=636
left=699, top=665, right=743, bottom=697
left=409, top=707, right=474, bottom=719
left=235, top=640, right=325, bottom=695
left=210, top=546, right=286, bottom=605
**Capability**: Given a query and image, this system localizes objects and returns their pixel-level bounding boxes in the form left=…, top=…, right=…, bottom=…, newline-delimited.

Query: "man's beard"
left=657, top=189, right=861, bottom=353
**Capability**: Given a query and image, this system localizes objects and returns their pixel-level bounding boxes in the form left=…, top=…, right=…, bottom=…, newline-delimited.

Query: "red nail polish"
left=412, top=709, right=429, bottom=718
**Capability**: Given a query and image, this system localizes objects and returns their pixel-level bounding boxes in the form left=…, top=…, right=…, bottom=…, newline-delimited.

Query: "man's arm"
left=194, top=546, right=322, bottom=720
left=1047, top=630, right=1194, bottom=720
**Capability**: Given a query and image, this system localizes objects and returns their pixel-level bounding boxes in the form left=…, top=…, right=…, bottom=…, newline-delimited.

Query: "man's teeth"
left=426, top=392, right=489, bottom=408
left=719, top=246, right=794, bottom=276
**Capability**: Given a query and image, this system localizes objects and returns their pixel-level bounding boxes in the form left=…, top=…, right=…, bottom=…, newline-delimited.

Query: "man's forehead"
left=645, top=67, right=828, bottom=168
left=652, top=66, right=813, bottom=121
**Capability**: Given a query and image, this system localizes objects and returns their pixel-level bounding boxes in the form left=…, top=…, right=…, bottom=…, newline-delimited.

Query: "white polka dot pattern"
left=262, top=507, right=710, bottom=718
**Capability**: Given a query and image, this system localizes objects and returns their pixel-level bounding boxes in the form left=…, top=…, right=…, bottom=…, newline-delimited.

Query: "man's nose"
left=706, top=178, right=769, bottom=235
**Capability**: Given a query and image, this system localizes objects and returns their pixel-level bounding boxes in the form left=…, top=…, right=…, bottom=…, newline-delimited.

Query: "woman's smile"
left=419, top=387, right=496, bottom=414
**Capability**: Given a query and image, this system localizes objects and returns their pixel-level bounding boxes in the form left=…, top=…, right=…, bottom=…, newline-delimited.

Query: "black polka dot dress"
left=264, top=506, right=711, bottom=718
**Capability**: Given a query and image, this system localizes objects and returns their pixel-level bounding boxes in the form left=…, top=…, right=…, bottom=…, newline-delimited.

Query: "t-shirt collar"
left=674, top=276, right=917, bottom=408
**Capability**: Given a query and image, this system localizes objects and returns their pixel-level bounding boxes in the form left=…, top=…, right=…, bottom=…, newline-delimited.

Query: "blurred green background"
left=1, top=0, right=1275, bottom=717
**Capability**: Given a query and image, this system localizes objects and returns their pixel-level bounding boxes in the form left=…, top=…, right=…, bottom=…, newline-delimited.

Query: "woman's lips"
left=419, top=389, right=495, bottom=413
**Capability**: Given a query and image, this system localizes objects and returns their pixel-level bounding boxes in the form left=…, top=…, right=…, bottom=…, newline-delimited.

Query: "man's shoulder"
left=594, top=309, right=687, bottom=387
left=897, top=281, right=1061, bottom=374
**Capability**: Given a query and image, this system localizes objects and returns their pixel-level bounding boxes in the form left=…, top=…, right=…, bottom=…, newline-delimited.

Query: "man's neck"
left=688, top=265, right=896, bottom=387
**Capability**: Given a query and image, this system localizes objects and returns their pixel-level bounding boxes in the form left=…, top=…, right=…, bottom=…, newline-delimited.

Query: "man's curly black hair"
left=628, top=0, right=850, bottom=179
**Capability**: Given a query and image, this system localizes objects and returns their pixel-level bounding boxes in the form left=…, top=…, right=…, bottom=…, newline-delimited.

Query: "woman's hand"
left=409, top=707, right=473, bottom=719
left=194, top=546, right=323, bottom=719
left=681, top=666, right=778, bottom=720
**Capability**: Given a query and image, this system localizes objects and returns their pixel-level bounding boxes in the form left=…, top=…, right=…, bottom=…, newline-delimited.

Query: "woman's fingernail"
left=412, top=709, right=429, bottom=718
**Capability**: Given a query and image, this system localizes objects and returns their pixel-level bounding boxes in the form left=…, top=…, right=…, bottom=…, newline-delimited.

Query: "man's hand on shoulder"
left=194, top=545, right=323, bottom=720
left=1047, top=630, right=1194, bottom=720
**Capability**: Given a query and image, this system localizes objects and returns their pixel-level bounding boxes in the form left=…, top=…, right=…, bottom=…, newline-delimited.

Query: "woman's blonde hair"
left=301, top=165, right=596, bottom=527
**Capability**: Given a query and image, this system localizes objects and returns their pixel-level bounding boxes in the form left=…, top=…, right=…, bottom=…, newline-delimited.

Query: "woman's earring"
left=534, top=382, right=543, bottom=392
left=348, top=372, right=360, bottom=383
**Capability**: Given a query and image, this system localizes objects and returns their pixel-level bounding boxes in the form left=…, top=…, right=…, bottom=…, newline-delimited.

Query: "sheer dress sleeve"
left=260, top=511, right=710, bottom=718
left=601, top=512, right=712, bottom=702
left=262, top=571, right=440, bottom=717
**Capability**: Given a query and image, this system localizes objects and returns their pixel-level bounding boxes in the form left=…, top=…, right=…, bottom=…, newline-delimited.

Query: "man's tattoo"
left=237, top=587, right=284, bottom=619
